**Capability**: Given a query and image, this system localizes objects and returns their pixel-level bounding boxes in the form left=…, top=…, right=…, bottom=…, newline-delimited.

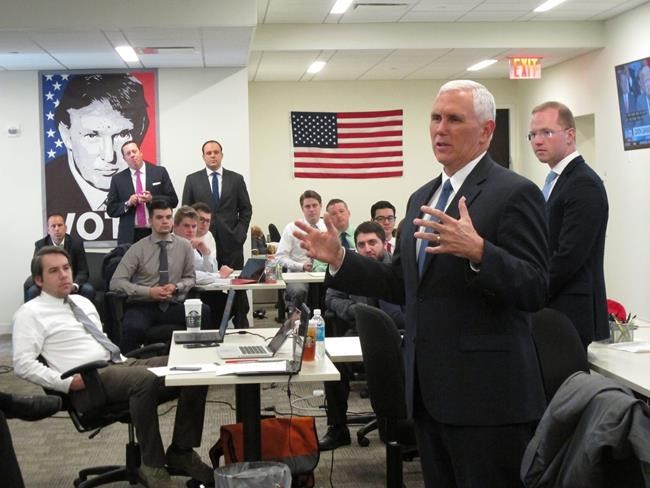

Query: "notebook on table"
left=230, top=258, right=266, bottom=285
left=234, top=303, right=310, bottom=375
left=173, top=289, right=235, bottom=345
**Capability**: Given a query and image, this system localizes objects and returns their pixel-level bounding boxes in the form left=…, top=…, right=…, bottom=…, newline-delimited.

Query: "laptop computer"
left=234, top=303, right=310, bottom=375
left=231, top=258, right=266, bottom=285
left=173, top=289, right=236, bottom=345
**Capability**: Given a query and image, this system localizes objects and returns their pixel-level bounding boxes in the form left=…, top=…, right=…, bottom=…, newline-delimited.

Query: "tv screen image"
left=615, top=56, right=650, bottom=151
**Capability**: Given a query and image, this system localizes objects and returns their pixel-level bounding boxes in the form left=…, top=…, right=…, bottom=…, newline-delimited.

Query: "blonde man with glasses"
left=529, top=101, right=609, bottom=348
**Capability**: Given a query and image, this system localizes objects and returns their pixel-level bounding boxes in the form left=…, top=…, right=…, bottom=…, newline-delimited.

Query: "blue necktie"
left=418, top=179, right=453, bottom=277
left=542, top=171, right=558, bottom=201
left=211, top=172, right=220, bottom=205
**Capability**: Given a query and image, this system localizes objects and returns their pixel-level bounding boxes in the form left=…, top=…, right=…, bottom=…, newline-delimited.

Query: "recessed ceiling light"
left=331, top=0, right=354, bottom=15
left=534, top=0, right=567, bottom=13
left=467, top=59, right=498, bottom=71
left=115, top=45, right=139, bottom=63
left=307, top=61, right=326, bottom=74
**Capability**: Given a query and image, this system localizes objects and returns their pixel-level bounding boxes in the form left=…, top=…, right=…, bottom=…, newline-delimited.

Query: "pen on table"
left=170, top=366, right=201, bottom=371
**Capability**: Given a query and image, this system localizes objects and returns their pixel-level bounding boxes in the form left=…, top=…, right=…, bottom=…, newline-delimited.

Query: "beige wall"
left=248, top=79, right=519, bottom=235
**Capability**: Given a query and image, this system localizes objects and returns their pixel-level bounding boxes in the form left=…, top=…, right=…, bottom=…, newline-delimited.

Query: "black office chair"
left=530, top=308, right=590, bottom=403
left=40, top=347, right=200, bottom=487
left=354, top=304, right=417, bottom=488
left=268, top=223, right=281, bottom=243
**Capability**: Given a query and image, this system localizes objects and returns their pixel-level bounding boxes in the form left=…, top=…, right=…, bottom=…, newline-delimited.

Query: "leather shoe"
left=166, top=446, right=214, bottom=485
left=5, top=394, right=62, bottom=421
left=318, top=425, right=351, bottom=451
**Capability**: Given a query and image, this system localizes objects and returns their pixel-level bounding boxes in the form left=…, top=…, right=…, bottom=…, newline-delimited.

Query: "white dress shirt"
left=276, top=218, right=327, bottom=272
left=206, top=167, right=223, bottom=198
left=12, top=292, right=113, bottom=393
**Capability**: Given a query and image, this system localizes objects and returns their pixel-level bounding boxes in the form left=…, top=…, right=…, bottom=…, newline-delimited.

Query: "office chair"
left=354, top=304, right=417, bottom=488
left=267, top=223, right=281, bottom=243
left=530, top=308, right=590, bottom=403
left=40, top=347, right=201, bottom=487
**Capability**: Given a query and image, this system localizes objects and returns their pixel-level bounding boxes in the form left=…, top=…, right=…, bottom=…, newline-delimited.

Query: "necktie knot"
left=340, top=233, right=350, bottom=249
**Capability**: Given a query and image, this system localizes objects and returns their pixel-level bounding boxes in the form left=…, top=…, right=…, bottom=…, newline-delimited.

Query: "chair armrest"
left=60, top=360, right=110, bottom=379
left=125, top=342, right=167, bottom=359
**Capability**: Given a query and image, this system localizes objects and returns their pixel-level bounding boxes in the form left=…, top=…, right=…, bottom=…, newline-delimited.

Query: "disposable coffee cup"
left=184, top=299, right=202, bottom=331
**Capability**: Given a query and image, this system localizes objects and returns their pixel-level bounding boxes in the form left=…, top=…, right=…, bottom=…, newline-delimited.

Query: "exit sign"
left=509, top=57, right=542, bottom=79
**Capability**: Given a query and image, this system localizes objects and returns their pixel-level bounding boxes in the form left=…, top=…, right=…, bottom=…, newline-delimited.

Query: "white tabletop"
left=166, top=327, right=339, bottom=386
left=588, top=325, right=650, bottom=397
left=325, top=336, right=363, bottom=363
left=281, top=272, right=326, bottom=284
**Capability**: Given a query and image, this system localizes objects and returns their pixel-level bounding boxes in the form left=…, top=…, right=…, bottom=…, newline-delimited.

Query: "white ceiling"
left=0, top=0, right=646, bottom=80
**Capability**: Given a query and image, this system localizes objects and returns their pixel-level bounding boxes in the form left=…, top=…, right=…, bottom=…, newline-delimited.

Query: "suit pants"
left=413, top=375, right=536, bottom=488
left=0, top=411, right=24, bottom=488
left=120, top=301, right=211, bottom=353
left=97, top=356, right=208, bottom=467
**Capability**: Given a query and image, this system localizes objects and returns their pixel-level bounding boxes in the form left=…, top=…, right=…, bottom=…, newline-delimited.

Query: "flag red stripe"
left=295, top=171, right=403, bottom=179
left=294, top=150, right=402, bottom=158
left=295, top=161, right=403, bottom=169
left=336, top=110, right=403, bottom=118
left=338, top=120, right=403, bottom=129
left=337, top=141, right=402, bottom=149
left=337, top=130, right=402, bottom=138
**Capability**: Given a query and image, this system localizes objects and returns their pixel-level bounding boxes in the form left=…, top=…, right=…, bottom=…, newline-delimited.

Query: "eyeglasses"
left=526, top=128, right=570, bottom=141
left=374, top=216, right=396, bottom=223
left=198, top=217, right=211, bottom=224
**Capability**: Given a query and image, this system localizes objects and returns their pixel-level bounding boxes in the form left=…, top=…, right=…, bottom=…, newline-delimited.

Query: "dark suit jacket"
left=106, top=163, right=178, bottom=245
left=34, top=234, right=89, bottom=286
left=546, top=156, right=609, bottom=344
left=182, top=168, right=252, bottom=268
left=329, top=155, right=548, bottom=426
left=45, top=156, right=93, bottom=215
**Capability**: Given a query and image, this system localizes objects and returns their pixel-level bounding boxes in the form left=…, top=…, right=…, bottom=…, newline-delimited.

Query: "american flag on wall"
left=291, top=109, right=403, bottom=179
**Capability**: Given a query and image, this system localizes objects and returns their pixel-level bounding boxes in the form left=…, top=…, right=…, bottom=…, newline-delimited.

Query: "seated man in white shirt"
left=12, top=247, right=213, bottom=487
left=174, top=206, right=233, bottom=328
left=275, top=190, right=326, bottom=309
left=191, top=202, right=217, bottom=257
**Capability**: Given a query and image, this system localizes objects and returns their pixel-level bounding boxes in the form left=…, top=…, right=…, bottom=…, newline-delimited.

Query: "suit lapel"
left=547, top=156, right=583, bottom=204
left=418, top=156, right=490, bottom=279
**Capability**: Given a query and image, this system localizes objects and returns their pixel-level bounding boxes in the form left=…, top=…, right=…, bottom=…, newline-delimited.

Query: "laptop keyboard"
left=240, top=345, right=268, bottom=355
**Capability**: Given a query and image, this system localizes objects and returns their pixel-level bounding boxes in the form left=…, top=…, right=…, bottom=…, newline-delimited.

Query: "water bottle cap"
left=313, top=308, right=321, bottom=316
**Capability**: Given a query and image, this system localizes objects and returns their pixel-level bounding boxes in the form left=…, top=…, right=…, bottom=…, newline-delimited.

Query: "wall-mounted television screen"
left=615, top=56, right=650, bottom=151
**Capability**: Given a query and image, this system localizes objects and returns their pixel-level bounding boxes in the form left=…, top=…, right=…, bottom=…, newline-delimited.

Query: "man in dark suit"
left=24, top=213, right=94, bottom=302
left=295, top=80, right=548, bottom=487
left=529, top=101, right=609, bottom=348
left=106, top=141, right=178, bottom=245
left=181, top=140, right=252, bottom=269
left=182, top=140, right=252, bottom=327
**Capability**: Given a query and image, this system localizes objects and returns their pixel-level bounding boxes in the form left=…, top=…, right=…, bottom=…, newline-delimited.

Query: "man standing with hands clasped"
left=294, top=80, right=549, bottom=488
left=529, top=101, right=609, bottom=348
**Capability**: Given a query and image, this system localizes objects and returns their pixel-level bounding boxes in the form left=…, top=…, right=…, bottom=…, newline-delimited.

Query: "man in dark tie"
left=529, top=101, right=609, bottom=348
left=181, top=140, right=252, bottom=327
left=318, top=221, right=404, bottom=451
left=109, top=199, right=207, bottom=353
left=370, top=200, right=397, bottom=255
left=13, top=246, right=213, bottom=487
left=106, top=141, right=178, bottom=245
left=294, top=80, right=548, bottom=488
left=312, top=199, right=355, bottom=272
left=24, top=213, right=94, bottom=302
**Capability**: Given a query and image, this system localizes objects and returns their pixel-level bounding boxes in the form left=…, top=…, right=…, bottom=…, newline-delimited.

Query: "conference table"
left=588, top=323, right=650, bottom=398
left=327, top=325, right=650, bottom=399
left=166, top=327, right=340, bottom=461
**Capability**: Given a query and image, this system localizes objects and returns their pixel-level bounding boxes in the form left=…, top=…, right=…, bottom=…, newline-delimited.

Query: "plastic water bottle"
left=313, top=308, right=326, bottom=360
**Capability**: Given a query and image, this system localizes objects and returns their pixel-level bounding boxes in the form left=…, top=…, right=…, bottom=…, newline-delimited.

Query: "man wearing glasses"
left=529, top=101, right=609, bottom=348
left=370, top=200, right=397, bottom=254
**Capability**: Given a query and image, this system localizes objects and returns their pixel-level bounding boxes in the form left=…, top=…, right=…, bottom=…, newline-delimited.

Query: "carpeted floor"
left=0, top=302, right=423, bottom=487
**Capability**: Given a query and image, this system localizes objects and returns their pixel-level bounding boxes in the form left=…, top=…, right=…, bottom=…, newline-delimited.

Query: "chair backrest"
left=354, top=304, right=407, bottom=422
left=530, top=308, right=590, bottom=402
left=268, top=223, right=281, bottom=243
